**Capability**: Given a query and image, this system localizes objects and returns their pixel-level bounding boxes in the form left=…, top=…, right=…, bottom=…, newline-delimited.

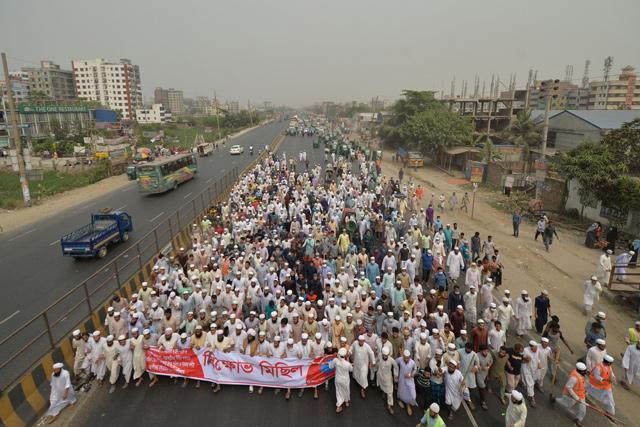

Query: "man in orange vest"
left=586, top=354, right=616, bottom=415
left=550, top=362, right=588, bottom=426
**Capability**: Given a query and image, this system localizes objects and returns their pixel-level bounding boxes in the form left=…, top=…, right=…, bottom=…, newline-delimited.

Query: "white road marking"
left=462, top=401, right=479, bottom=427
left=149, top=212, right=165, bottom=222
left=206, top=177, right=213, bottom=183
left=0, top=310, right=20, bottom=326
left=7, top=228, right=37, bottom=242
left=49, top=240, right=59, bottom=246
left=183, top=192, right=193, bottom=199
left=116, top=205, right=127, bottom=211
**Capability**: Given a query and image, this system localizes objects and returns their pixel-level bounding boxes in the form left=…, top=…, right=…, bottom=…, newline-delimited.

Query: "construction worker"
left=586, top=354, right=616, bottom=416
left=550, top=362, right=588, bottom=427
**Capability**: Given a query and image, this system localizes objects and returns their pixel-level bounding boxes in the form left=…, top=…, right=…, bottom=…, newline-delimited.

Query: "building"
left=589, top=66, right=640, bottom=110
left=528, top=80, right=584, bottom=110
left=21, top=61, right=75, bottom=100
left=154, top=87, right=185, bottom=115
left=136, top=104, right=171, bottom=124
left=530, top=109, right=640, bottom=151
left=72, top=58, right=143, bottom=120
left=225, top=100, right=239, bottom=114
left=0, top=77, right=30, bottom=103
left=2, top=103, right=94, bottom=137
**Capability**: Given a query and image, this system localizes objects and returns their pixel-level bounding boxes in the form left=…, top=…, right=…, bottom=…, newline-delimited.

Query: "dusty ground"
left=0, top=124, right=265, bottom=234
left=381, top=155, right=639, bottom=418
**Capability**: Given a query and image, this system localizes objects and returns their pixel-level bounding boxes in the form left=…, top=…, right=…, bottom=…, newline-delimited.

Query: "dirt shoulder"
left=0, top=124, right=266, bottom=234
left=381, top=155, right=640, bottom=416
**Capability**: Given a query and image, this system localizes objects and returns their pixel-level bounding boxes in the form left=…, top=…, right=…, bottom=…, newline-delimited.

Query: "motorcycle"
left=249, top=146, right=254, bottom=155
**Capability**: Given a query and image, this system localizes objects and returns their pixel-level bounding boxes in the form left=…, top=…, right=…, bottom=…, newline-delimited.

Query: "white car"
left=229, top=145, right=244, bottom=155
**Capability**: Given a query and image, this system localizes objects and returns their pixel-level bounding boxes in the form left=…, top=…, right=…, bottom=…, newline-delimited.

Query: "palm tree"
left=502, top=109, right=542, bottom=147
left=474, top=134, right=502, bottom=163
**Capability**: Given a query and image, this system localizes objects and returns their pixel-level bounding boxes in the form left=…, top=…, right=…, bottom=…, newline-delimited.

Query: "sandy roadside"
left=381, top=156, right=640, bottom=415
left=0, top=123, right=268, bottom=234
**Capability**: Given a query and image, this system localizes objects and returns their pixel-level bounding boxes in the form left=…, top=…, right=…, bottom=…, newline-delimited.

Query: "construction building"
left=589, top=66, right=640, bottom=110
left=21, top=61, right=75, bottom=100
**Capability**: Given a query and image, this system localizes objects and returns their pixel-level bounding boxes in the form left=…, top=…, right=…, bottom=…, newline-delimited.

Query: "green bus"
left=136, top=153, right=198, bottom=194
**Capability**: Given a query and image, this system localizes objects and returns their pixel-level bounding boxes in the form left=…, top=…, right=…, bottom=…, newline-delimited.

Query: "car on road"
left=60, top=209, right=133, bottom=259
left=229, top=144, right=244, bottom=155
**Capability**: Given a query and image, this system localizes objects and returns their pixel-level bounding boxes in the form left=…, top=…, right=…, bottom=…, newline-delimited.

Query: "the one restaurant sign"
left=18, top=104, right=89, bottom=114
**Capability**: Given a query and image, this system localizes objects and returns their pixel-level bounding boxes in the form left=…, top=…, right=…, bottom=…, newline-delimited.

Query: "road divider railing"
left=0, top=130, right=284, bottom=427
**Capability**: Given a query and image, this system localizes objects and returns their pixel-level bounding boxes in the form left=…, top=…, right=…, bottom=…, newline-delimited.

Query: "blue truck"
left=60, top=210, right=133, bottom=258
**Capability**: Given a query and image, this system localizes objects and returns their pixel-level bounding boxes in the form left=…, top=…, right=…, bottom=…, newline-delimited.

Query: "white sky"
left=1, top=0, right=639, bottom=107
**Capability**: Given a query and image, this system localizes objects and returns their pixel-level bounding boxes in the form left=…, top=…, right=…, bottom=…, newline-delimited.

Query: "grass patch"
left=0, top=162, right=110, bottom=209
left=138, top=125, right=246, bottom=150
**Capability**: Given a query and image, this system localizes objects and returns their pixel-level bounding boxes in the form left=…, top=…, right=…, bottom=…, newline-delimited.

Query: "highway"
left=62, top=136, right=626, bottom=427
left=0, top=121, right=286, bottom=389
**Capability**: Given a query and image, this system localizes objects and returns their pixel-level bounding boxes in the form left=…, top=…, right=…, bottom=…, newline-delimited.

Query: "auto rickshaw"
left=126, top=165, right=137, bottom=180
left=324, top=164, right=334, bottom=181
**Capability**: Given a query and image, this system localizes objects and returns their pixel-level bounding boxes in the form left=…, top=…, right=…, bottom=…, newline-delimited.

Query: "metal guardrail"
left=0, top=167, right=239, bottom=393
left=606, top=263, right=640, bottom=292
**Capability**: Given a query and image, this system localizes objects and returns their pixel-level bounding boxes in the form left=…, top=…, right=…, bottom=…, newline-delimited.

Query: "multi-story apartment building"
left=154, top=87, right=185, bottom=115
left=589, top=66, right=640, bottom=110
left=21, top=61, right=75, bottom=100
left=136, top=104, right=171, bottom=124
left=528, top=80, right=584, bottom=110
left=72, top=58, right=143, bottom=120
left=0, top=77, right=30, bottom=103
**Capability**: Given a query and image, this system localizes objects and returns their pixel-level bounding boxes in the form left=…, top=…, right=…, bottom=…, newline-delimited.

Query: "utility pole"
left=247, top=100, right=254, bottom=125
left=213, top=90, right=222, bottom=142
left=535, top=79, right=559, bottom=199
left=2, top=52, right=31, bottom=207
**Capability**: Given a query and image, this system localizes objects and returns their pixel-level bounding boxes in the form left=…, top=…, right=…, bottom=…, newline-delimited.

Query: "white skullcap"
left=606, top=249, right=612, bottom=254
left=431, top=328, right=439, bottom=334
left=511, top=390, right=523, bottom=401
left=259, top=313, right=265, bottom=319
left=460, top=329, right=467, bottom=334
left=335, top=315, right=341, bottom=321
left=382, top=347, right=390, bottom=356
left=456, top=305, right=463, bottom=310
left=287, top=338, right=294, bottom=345
left=235, top=323, right=243, bottom=330
left=92, top=331, right=101, bottom=337
left=117, top=334, right=126, bottom=341
left=447, top=343, right=456, bottom=350
left=165, top=328, right=173, bottom=334
left=315, top=333, right=322, bottom=339
left=72, top=329, right=81, bottom=336
left=597, top=311, right=606, bottom=319
left=529, top=340, right=538, bottom=347
left=274, top=336, right=281, bottom=341
left=53, top=362, right=64, bottom=369
left=131, top=327, right=139, bottom=333
left=521, top=290, right=528, bottom=295
left=340, top=337, right=347, bottom=342
left=596, top=339, right=606, bottom=345
left=301, top=333, right=309, bottom=340
left=576, top=362, right=587, bottom=371
left=114, top=311, right=121, bottom=316
left=478, top=319, right=486, bottom=324
left=108, top=307, right=114, bottom=312
left=338, top=348, right=347, bottom=357
left=420, top=332, right=428, bottom=339
left=358, top=335, right=365, bottom=341
left=403, top=349, right=411, bottom=357
left=437, top=305, right=443, bottom=310
left=247, top=329, right=256, bottom=336
left=604, top=354, right=614, bottom=363
left=541, top=337, right=549, bottom=343
left=449, top=360, right=458, bottom=367
left=591, top=275, right=598, bottom=280
left=106, top=335, right=114, bottom=341
left=180, top=333, right=187, bottom=339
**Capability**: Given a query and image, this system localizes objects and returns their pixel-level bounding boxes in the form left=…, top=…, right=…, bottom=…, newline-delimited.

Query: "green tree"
left=389, top=90, right=442, bottom=127
left=475, top=135, right=502, bottom=163
left=398, top=108, right=474, bottom=155
left=25, top=91, right=52, bottom=103
left=501, top=109, right=542, bottom=147
left=601, top=118, right=640, bottom=175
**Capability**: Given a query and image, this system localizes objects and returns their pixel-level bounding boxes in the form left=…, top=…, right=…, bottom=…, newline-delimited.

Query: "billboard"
left=18, top=104, right=89, bottom=114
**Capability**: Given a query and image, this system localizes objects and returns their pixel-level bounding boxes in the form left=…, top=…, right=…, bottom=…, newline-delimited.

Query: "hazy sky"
left=2, top=0, right=639, bottom=107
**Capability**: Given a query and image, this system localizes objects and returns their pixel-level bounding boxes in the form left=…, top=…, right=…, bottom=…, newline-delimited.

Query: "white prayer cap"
left=169, top=291, right=176, bottom=298
left=489, top=303, right=496, bottom=309
left=107, top=306, right=114, bottom=312
left=132, top=293, right=139, bottom=298
left=420, top=332, right=428, bottom=340
left=247, top=329, right=256, bottom=336
left=117, top=335, right=126, bottom=341
left=430, top=289, right=436, bottom=294
left=403, top=349, right=411, bottom=357
left=597, top=311, right=606, bottom=319
left=270, top=312, right=278, bottom=318
left=141, top=281, right=148, bottom=287
left=259, top=313, right=265, bottom=319
left=460, top=329, right=467, bottom=335
left=448, top=360, right=458, bottom=367
left=431, top=328, right=439, bottom=334
left=328, top=297, right=335, bottom=302
left=53, top=362, right=64, bottom=369
left=322, top=319, right=329, bottom=325
left=456, top=305, right=463, bottom=310
left=357, top=335, right=365, bottom=341
left=511, top=390, right=523, bottom=401
left=293, top=312, right=300, bottom=318
left=131, top=327, right=139, bottom=334
left=92, top=331, right=101, bottom=337
left=447, top=343, right=456, bottom=350
left=437, top=305, right=443, bottom=310
left=604, top=354, right=614, bottom=363
left=521, top=290, right=528, bottom=295
left=346, top=313, right=353, bottom=318
left=152, top=302, right=158, bottom=309
left=143, top=329, right=150, bottom=335
left=382, top=347, right=390, bottom=356
left=435, top=349, right=443, bottom=355
left=335, top=315, right=341, bottom=321
left=107, top=335, right=114, bottom=341
left=304, top=301, right=311, bottom=306
left=590, top=275, right=598, bottom=281
left=216, top=330, right=224, bottom=336
left=287, top=338, right=294, bottom=345
left=387, top=312, right=394, bottom=317
left=230, top=314, right=237, bottom=320
left=180, top=333, right=187, bottom=339
left=541, top=337, right=549, bottom=343
left=301, top=333, right=309, bottom=340
left=486, top=278, right=493, bottom=283
left=356, top=319, right=362, bottom=325
left=606, top=249, right=613, bottom=254
left=429, top=403, right=440, bottom=413
left=576, top=362, right=587, bottom=371
left=165, top=328, right=173, bottom=334
left=420, top=320, right=427, bottom=327
left=340, top=337, right=347, bottom=343
left=596, top=339, right=606, bottom=345
left=72, top=330, right=81, bottom=337
left=469, top=285, right=476, bottom=289
left=235, top=323, right=243, bottom=330
left=502, top=297, right=509, bottom=302
left=274, top=336, right=281, bottom=341
left=133, top=313, right=140, bottom=318
left=259, top=331, right=266, bottom=337
left=317, top=300, right=324, bottom=306
left=478, top=319, right=486, bottom=324
left=338, top=348, right=347, bottom=357
left=529, top=340, right=538, bottom=347
left=315, top=333, right=322, bottom=340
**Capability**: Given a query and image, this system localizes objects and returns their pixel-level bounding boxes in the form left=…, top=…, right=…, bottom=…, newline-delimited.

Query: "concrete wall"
left=540, top=176, right=566, bottom=212
left=548, top=113, right=602, bottom=151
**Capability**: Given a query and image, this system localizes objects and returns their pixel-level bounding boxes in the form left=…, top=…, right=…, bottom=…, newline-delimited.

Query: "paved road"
left=63, top=137, right=626, bottom=427
left=0, top=122, right=286, bottom=389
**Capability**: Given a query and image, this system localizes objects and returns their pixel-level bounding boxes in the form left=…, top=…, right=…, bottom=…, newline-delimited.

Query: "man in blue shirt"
left=512, top=209, right=522, bottom=238
left=433, top=267, right=448, bottom=290
left=422, top=250, right=434, bottom=282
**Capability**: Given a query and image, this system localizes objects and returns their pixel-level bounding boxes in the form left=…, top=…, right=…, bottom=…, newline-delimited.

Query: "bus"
left=136, top=153, right=198, bottom=194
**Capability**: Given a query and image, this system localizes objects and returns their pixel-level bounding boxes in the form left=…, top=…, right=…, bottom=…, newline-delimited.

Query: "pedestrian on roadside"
left=534, top=290, right=551, bottom=334
left=542, top=220, right=559, bottom=252
left=512, top=209, right=521, bottom=238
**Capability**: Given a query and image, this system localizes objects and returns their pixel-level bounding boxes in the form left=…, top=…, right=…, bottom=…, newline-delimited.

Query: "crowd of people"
left=47, top=149, right=640, bottom=427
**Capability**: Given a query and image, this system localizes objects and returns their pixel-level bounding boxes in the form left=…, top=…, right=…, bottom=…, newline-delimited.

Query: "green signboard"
left=17, top=104, right=89, bottom=114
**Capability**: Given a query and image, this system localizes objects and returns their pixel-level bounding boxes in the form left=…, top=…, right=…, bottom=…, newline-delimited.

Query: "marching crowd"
left=47, top=149, right=640, bottom=427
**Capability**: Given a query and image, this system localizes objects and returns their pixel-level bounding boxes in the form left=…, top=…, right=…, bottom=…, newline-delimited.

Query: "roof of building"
left=445, top=146, right=480, bottom=156
left=531, top=109, right=640, bottom=129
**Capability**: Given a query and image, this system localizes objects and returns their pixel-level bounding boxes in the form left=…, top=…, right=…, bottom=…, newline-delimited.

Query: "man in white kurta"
left=414, top=333, right=432, bottom=369
left=350, top=335, right=375, bottom=397
left=583, top=276, right=602, bottom=315
left=514, top=291, right=532, bottom=337
left=622, top=342, right=640, bottom=387
left=497, top=299, right=515, bottom=334
left=614, top=251, right=634, bottom=281
left=443, top=360, right=465, bottom=420
left=463, top=286, right=478, bottom=324
left=595, top=250, right=612, bottom=283
left=521, top=341, right=540, bottom=406
left=446, top=248, right=464, bottom=283
left=586, top=339, right=606, bottom=371
left=46, top=363, right=76, bottom=422
left=330, top=347, right=353, bottom=412
left=71, top=330, right=86, bottom=376
left=585, top=354, right=616, bottom=415
left=377, top=346, right=398, bottom=413
left=505, top=390, right=527, bottom=427
left=130, top=328, right=146, bottom=386
left=86, top=331, right=107, bottom=382
left=109, top=335, right=133, bottom=392
left=465, top=263, right=481, bottom=291
left=536, top=338, right=553, bottom=390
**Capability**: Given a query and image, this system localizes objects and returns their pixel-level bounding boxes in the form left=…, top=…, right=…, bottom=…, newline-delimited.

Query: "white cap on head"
left=429, top=402, right=440, bottom=413
left=274, top=336, right=281, bottom=341
left=301, top=333, right=309, bottom=340
left=596, top=338, right=606, bottom=345
left=235, top=323, right=243, bottom=330
left=357, top=335, right=365, bottom=341
left=181, top=333, right=187, bottom=339
left=597, top=311, right=606, bottom=319
left=604, top=354, right=614, bottom=363
left=131, top=327, right=139, bottom=334
left=382, top=347, right=390, bottom=356
left=315, top=333, right=322, bottom=340
left=106, top=335, right=114, bottom=341
left=338, top=348, right=347, bottom=357
left=576, top=362, right=587, bottom=371
left=72, top=329, right=81, bottom=336
left=541, top=337, right=549, bottom=343
left=287, top=338, right=294, bottom=345
left=447, top=343, right=456, bottom=350
left=431, top=328, right=439, bottom=334
left=449, top=360, right=458, bottom=367
left=53, top=362, right=64, bottom=369
left=529, top=340, right=538, bottom=347
left=460, top=329, right=467, bottom=335
left=92, top=331, right=101, bottom=337
left=403, top=349, right=411, bottom=357
left=117, top=334, right=126, bottom=341
left=143, top=329, right=150, bottom=335
left=591, top=275, right=598, bottom=281
left=511, top=390, right=523, bottom=401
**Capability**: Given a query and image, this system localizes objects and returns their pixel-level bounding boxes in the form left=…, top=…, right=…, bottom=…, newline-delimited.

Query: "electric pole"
left=213, top=90, right=222, bottom=142
left=535, top=79, right=559, bottom=199
left=2, top=52, right=31, bottom=207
